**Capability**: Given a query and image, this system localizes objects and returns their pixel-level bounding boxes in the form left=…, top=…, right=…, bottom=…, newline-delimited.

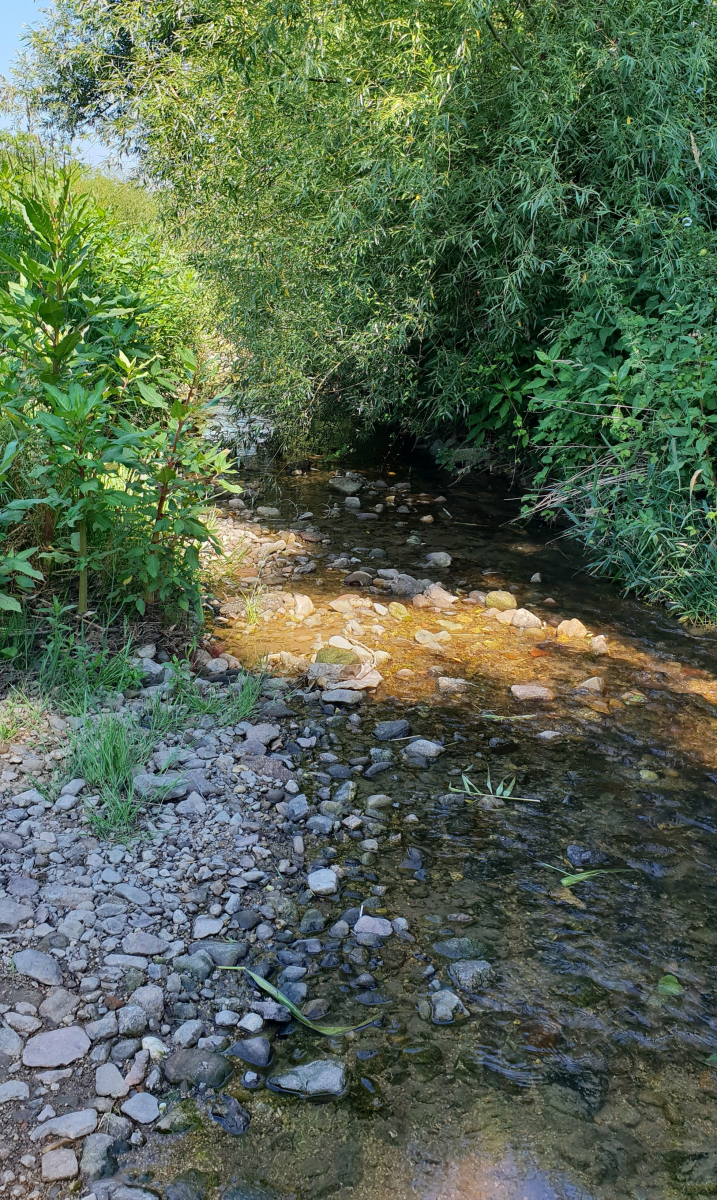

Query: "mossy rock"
left=316, top=646, right=359, bottom=665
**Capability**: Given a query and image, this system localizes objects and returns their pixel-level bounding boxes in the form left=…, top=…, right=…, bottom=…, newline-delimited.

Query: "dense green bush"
left=0, top=161, right=240, bottom=617
left=9, top=0, right=717, bottom=618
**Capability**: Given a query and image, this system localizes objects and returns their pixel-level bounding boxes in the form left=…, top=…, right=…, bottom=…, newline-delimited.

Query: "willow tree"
left=15, top=0, right=717, bottom=447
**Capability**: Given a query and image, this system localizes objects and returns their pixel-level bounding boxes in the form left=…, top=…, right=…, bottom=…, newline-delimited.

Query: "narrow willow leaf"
left=218, top=966, right=380, bottom=1035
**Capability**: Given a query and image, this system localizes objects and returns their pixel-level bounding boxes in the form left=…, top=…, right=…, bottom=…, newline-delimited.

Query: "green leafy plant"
left=450, top=768, right=539, bottom=804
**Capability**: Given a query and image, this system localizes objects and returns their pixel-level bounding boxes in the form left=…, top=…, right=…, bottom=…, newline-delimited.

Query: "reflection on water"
left=124, top=460, right=717, bottom=1200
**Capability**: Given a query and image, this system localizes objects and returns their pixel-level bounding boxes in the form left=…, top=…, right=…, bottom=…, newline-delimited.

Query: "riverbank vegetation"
left=3, top=0, right=717, bottom=622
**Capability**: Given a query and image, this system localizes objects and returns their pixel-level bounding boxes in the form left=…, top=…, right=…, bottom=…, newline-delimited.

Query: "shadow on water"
left=124, top=458, right=717, bottom=1200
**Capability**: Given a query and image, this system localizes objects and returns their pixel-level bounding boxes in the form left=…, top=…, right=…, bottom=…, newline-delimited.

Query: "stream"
left=126, top=457, right=717, bottom=1200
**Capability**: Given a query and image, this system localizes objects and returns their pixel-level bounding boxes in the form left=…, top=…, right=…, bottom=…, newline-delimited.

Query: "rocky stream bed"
left=1, top=463, right=717, bottom=1200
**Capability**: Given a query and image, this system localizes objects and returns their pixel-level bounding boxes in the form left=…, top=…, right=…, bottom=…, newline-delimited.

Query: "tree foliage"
left=10, top=0, right=717, bottom=618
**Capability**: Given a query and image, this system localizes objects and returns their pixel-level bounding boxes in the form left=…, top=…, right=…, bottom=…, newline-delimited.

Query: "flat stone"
left=42, top=884, right=94, bottom=908
left=95, top=1062, right=129, bottom=1098
left=374, top=719, right=410, bottom=740
left=354, top=915, right=393, bottom=937
left=307, top=868, right=338, bottom=896
left=121, top=1092, right=160, bottom=1123
left=433, top=937, right=484, bottom=960
left=193, top=916, right=226, bottom=940
left=122, top=932, right=168, bottom=956
left=188, top=940, right=246, bottom=967
left=0, top=899, right=33, bottom=931
left=436, top=677, right=468, bottom=694
left=104, top=954, right=149, bottom=969
left=114, top=884, right=151, bottom=905
left=42, top=1149, right=78, bottom=1181
left=306, top=815, right=334, bottom=835
left=85, top=1013, right=119, bottom=1041
left=13, top=948, right=63, bottom=986
left=31, top=1108, right=97, bottom=1141
left=269, top=1059, right=346, bottom=1097
left=7, top=875, right=39, bottom=899
left=176, top=794, right=206, bottom=817
left=511, top=683, right=554, bottom=700
left=134, top=771, right=187, bottom=799
left=329, top=477, right=362, bottom=496
left=227, top=1037, right=272, bottom=1067
left=448, top=959, right=493, bottom=991
left=574, top=675, right=605, bottom=693
left=321, top=689, right=364, bottom=706
left=404, top=738, right=443, bottom=759
left=0, top=1080, right=29, bottom=1102
left=163, top=1048, right=233, bottom=1088
left=23, top=1026, right=90, bottom=1068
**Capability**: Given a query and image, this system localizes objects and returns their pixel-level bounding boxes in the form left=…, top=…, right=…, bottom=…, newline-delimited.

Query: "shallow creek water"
left=131, top=462, right=717, bottom=1200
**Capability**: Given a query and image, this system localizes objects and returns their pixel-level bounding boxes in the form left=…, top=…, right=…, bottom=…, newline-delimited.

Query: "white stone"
left=23, top=1027, right=90, bottom=1068
left=557, top=618, right=589, bottom=639
left=510, top=608, right=542, bottom=629
left=0, top=1080, right=29, bottom=1103
left=354, top=915, right=393, bottom=937
left=404, top=739, right=444, bottom=758
left=574, top=675, right=605, bottom=693
left=95, top=1063, right=128, bottom=1098
left=293, top=594, right=315, bottom=619
left=30, top=1108, right=97, bottom=1141
left=42, top=1149, right=78, bottom=1181
left=307, top=868, right=338, bottom=896
left=511, top=683, right=554, bottom=701
left=121, top=1092, right=160, bottom=1124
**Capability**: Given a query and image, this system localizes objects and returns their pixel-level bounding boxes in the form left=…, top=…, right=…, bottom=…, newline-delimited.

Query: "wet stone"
left=432, top=937, right=485, bottom=960
left=448, top=959, right=493, bottom=991
left=163, top=1049, right=234, bottom=1088
left=227, top=1037, right=272, bottom=1067
left=269, top=1058, right=347, bottom=1097
left=374, top=719, right=410, bottom=740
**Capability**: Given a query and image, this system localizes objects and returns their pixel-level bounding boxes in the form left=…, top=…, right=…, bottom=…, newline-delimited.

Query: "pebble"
left=227, top=1036, right=272, bottom=1066
left=354, top=915, right=393, bottom=937
left=0, top=1080, right=29, bottom=1102
left=30, top=1109, right=97, bottom=1141
left=0, top=899, right=34, bottom=930
left=557, top=617, right=588, bottom=638
left=485, top=590, right=517, bottom=610
left=511, top=683, right=555, bottom=700
left=448, top=959, right=493, bottom=990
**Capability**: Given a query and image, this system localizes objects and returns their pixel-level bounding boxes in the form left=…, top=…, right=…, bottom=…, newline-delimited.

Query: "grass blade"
left=218, top=966, right=381, bottom=1035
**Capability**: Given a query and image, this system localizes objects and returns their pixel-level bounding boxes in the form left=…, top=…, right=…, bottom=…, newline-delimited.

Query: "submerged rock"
left=268, top=1059, right=347, bottom=1097
left=448, top=959, right=493, bottom=991
left=433, top=937, right=485, bottom=960
left=430, top=989, right=468, bottom=1024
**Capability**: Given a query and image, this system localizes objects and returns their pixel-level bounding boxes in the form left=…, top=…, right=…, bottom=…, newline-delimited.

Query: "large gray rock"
left=22, top=1026, right=90, bottom=1067
left=269, top=1059, right=346, bottom=1097
left=80, top=1133, right=117, bottom=1181
left=13, top=948, right=62, bottom=986
left=163, top=1049, right=233, bottom=1088
left=187, top=941, right=246, bottom=967
left=448, top=959, right=493, bottom=991
left=374, top=719, right=410, bottom=740
left=226, top=1037, right=272, bottom=1067
left=173, top=952, right=213, bottom=982
left=329, top=477, right=362, bottom=496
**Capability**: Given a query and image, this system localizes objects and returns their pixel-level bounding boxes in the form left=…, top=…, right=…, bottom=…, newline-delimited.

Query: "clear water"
left=127, top=461, right=717, bottom=1200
